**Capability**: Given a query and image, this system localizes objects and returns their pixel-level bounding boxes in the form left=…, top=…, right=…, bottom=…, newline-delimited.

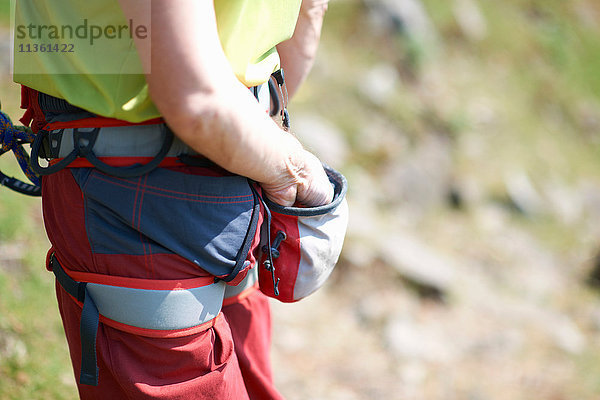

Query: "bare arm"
left=276, top=0, right=329, bottom=98
left=118, top=0, right=332, bottom=206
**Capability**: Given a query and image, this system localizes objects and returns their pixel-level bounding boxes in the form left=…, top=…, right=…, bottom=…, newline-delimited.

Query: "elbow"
left=151, top=87, right=241, bottom=165
left=155, top=90, right=220, bottom=147
left=300, top=0, right=329, bottom=18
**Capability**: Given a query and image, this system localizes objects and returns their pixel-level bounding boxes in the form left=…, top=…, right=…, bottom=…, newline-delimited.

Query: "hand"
left=260, top=149, right=334, bottom=207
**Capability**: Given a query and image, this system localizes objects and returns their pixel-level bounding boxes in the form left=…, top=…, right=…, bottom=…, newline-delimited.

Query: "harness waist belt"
left=48, top=124, right=199, bottom=159
left=31, top=81, right=272, bottom=179
left=41, top=81, right=271, bottom=160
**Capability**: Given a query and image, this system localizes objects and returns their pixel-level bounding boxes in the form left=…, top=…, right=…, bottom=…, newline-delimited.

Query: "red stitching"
left=90, top=171, right=252, bottom=199
left=91, top=174, right=253, bottom=204
left=132, top=175, right=141, bottom=226
left=139, top=182, right=252, bottom=199
left=138, top=175, right=150, bottom=276
left=44, top=117, right=164, bottom=131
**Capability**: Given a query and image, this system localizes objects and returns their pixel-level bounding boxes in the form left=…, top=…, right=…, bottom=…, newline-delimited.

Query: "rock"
left=466, top=96, right=498, bottom=128
left=453, top=0, right=487, bottom=41
left=343, top=167, right=384, bottom=248
left=446, top=183, right=464, bottom=209
left=358, top=63, right=400, bottom=106
left=542, top=179, right=583, bottom=225
left=465, top=328, right=525, bottom=359
left=580, top=180, right=600, bottom=223
left=340, top=238, right=379, bottom=270
left=446, top=175, right=484, bottom=210
left=380, top=134, right=453, bottom=211
left=509, top=231, right=564, bottom=285
left=575, top=99, right=600, bottom=139
left=473, top=203, right=510, bottom=233
left=585, top=247, right=600, bottom=289
left=589, top=309, right=600, bottom=332
left=357, top=114, right=408, bottom=159
left=478, top=297, right=586, bottom=355
left=365, top=0, right=438, bottom=49
left=399, top=362, right=428, bottom=398
left=292, top=114, right=350, bottom=167
left=378, top=233, right=456, bottom=296
left=504, top=170, right=545, bottom=216
left=545, top=314, right=586, bottom=354
left=384, top=315, right=457, bottom=362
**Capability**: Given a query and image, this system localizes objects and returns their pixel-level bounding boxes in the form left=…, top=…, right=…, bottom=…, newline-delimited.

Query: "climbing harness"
left=0, top=108, right=41, bottom=196
left=30, top=124, right=175, bottom=179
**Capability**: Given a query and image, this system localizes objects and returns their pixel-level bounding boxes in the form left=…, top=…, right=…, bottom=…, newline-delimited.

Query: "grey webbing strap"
left=51, top=254, right=85, bottom=302
left=79, top=288, right=100, bottom=386
left=50, top=255, right=100, bottom=386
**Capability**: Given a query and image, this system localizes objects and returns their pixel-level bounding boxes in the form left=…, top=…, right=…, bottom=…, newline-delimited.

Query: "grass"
left=0, top=173, right=78, bottom=399
left=0, top=79, right=77, bottom=398
left=0, top=258, right=78, bottom=400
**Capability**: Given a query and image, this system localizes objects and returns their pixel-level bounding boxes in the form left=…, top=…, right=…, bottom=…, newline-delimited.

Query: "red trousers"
left=43, top=168, right=283, bottom=399
left=223, top=289, right=285, bottom=400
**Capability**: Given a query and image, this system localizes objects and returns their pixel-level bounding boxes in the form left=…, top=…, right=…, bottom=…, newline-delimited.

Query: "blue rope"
left=0, top=110, right=41, bottom=187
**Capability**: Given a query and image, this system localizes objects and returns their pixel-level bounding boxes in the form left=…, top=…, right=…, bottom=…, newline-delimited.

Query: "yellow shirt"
left=13, top=0, right=301, bottom=122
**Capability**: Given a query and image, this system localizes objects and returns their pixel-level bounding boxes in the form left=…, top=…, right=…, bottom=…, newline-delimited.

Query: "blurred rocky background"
left=1, top=0, right=600, bottom=399
left=272, top=0, right=600, bottom=399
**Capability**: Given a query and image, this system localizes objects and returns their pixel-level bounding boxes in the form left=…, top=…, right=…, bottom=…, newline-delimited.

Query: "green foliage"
left=0, top=0, right=10, bottom=25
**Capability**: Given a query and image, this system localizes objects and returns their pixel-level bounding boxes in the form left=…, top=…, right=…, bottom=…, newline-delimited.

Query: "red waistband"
left=43, top=116, right=165, bottom=132
left=58, top=260, right=216, bottom=291
left=50, top=156, right=190, bottom=169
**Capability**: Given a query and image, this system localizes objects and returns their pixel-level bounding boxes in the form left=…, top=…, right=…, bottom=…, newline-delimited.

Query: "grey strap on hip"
left=224, top=266, right=258, bottom=299
left=86, top=281, right=226, bottom=330
left=50, top=254, right=225, bottom=386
